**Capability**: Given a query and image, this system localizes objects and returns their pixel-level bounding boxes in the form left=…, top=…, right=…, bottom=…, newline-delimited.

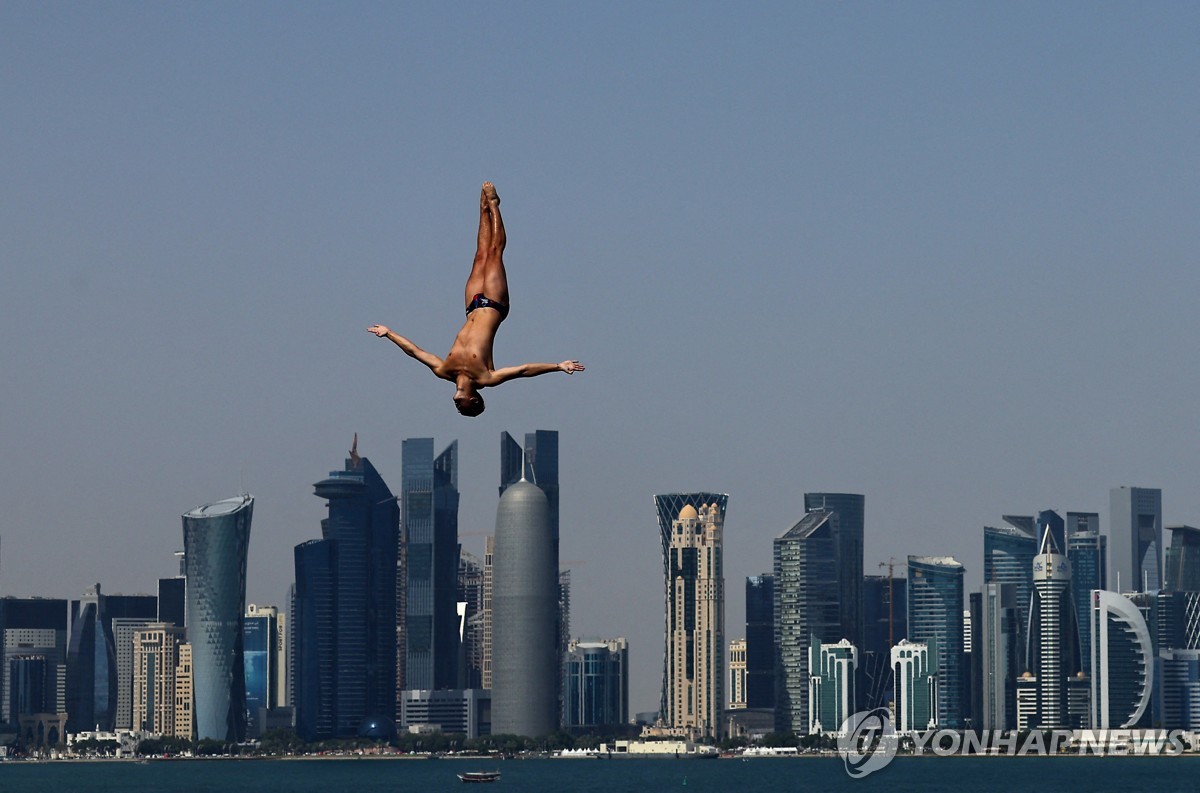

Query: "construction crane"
left=878, top=558, right=897, bottom=650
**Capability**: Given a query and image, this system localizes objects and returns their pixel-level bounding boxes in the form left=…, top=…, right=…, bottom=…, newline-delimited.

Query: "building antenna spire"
left=350, top=432, right=362, bottom=469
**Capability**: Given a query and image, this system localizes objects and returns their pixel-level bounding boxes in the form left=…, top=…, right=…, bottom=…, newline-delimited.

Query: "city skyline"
left=4, top=3, right=1199, bottom=719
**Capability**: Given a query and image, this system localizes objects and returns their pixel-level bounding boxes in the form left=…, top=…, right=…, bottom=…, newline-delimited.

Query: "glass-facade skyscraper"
left=401, top=438, right=460, bottom=692
left=1110, top=486, right=1163, bottom=593
left=181, top=493, right=253, bottom=742
left=1165, top=525, right=1200, bottom=593
left=774, top=509, right=840, bottom=734
left=1067, top=516, right=1107, bottom=677
left=803, top=493, right=864, bottom=654
left=745, top=574, right=775, bottom=709
left=294, top=444, right=398, bottom=741
left=907, top=556, right=965, bottom=728
left=562, top=637, right=628, bottom=729
left=983, top=518, right=1036, bottom=657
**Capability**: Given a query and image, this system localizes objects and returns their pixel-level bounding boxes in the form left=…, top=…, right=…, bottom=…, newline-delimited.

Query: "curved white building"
left=182, top=494, right=253, bottom=741
left=1090, top=589, right=1153, bottom=728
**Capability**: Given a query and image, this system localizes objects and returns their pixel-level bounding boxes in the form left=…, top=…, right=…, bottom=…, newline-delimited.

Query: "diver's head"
left=454, top=384, right=485, bottom=417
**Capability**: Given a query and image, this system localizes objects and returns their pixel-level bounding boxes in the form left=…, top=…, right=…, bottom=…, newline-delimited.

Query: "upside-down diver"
left=368, top=182, right=584, bottom=416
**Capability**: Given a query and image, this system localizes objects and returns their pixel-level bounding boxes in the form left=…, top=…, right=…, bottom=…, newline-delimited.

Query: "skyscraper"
left=65, top=585, right=117, bottom=734
left=862, top=573, right=907, bottom=710
left=907, top=556, right=965, bottom=728
left=500, top=430, right=563, bottom=708
left=803, top=494, right=864, bottom=655
left=1067, top=517, right=1107, bottom=678
left=491, top=473, right=558, bottom=737
left=243, top=604, right=284, bottom=737
left=654, top=493, right=728, bottom=725
left=66, top=585, right=158, bottom=735
left=1019, top=510, right=1087, bottom=730
left=744, top=574, right=775, bottom=709
left=808, top=637, right=857, bottom=735
left=401, top=438, right=460, bottom=691
left=662, top=501, right=725, bottom=740
left=563, top=637, right=629, bottom=730
left=294, top=441, right=398, bottom=741
left=1090, top=589, right=1154, bottom=729
left=891, top=638, right=937, bottom=734
left=1165, top=525, right=1200, bottom=593
left=132, top=623, right=186, bottom=736
left=111, top=617, right=156, bottom=730
left=983, top=518, right=1036, bottom=656
left=1110, top=486, right=1163, bottom=593
left=729, top=639, right=747, bottom=709
left=1, top=598, right=68, bottom=723
left=978, top=582, right=1020, bottom=730
left=181, top=493, right=253, bottom=742
left=774, top=510, right=840, bottom=734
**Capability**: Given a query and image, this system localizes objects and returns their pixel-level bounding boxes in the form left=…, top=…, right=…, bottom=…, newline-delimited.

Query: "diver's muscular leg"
left=464, top=182, right=508, bottom=307
left=465, top=184, right=494, bottom=306
left=481, top=183, right=509, bottom=306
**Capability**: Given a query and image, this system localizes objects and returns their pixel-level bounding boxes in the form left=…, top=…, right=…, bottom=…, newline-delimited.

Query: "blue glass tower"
left=803, top=493, right=864, bottom=654
left=984, top=517, right=1036, bottom=658
left=907, top=556, right=965, bottom=728
left=745, top=575, right=775, bottom=709
left=562, top=638, right=628, bottom=729
left=181, top=494, right=253, bottom=741
left=774, top=510, right=840, bottom=734
left=65, top=585, right=118, bottom=734
left=295, top=442, right=399, bottom=741
left=401, top=438, right=460, bottom=692
left=1067, top=513, right=1107, bottom=677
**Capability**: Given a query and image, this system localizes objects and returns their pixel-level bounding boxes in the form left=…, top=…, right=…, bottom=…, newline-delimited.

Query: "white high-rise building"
left=1091, top=589, right=1153, bottom=728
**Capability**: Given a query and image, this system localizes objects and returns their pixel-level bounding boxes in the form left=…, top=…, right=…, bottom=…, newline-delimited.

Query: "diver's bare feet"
left=483, top=181, right=500, bottom=207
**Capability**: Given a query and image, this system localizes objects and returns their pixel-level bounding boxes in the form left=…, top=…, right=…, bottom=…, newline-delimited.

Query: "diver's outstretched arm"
left=485, top=360, right=585, bottom=386
left=368, top=324, right=445, bottom=376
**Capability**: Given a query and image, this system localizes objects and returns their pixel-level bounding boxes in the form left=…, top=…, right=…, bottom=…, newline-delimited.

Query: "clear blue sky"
left=3, top=2, right=1198, bottom=713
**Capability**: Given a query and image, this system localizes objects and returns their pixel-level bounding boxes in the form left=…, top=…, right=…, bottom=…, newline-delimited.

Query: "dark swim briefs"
left=467, top=293, right=509, bottom=321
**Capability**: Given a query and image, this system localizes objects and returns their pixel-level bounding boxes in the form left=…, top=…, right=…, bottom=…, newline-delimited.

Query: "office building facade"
left=808, top=637, right=856, bottom=735
left=654, top=493, right=728, bottom=727
left=1090, top=589, right=1154, bottom=729
left=294, top=442, right=399, bottom=741
left=774, top=510, right=841, bottom=734
left=563, top=638, right=629, bottom=729
left=744, top=574, right=775, bottom=709
left=804, top=493, right=864, bottom=654
left=182, top=493, right=253, bottom=742
left=661, top=501, right=725, bottom=740
left=1110, top=486, right=1162, bottom=593
left=402, top=438, right=461, bottom=692
left=1165, top=525, right=1200, bottom=593
left=907, top=556, right=965, bottom=728
left=1067, top=522, right=1107, bottom=677
left=891, top=638, right=937, bottom=734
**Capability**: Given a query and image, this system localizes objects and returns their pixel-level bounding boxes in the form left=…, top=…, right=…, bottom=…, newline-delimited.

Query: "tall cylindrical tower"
left=182, top=494, right=253, bottom=741
left=491, top=479, right=558, bottom=737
